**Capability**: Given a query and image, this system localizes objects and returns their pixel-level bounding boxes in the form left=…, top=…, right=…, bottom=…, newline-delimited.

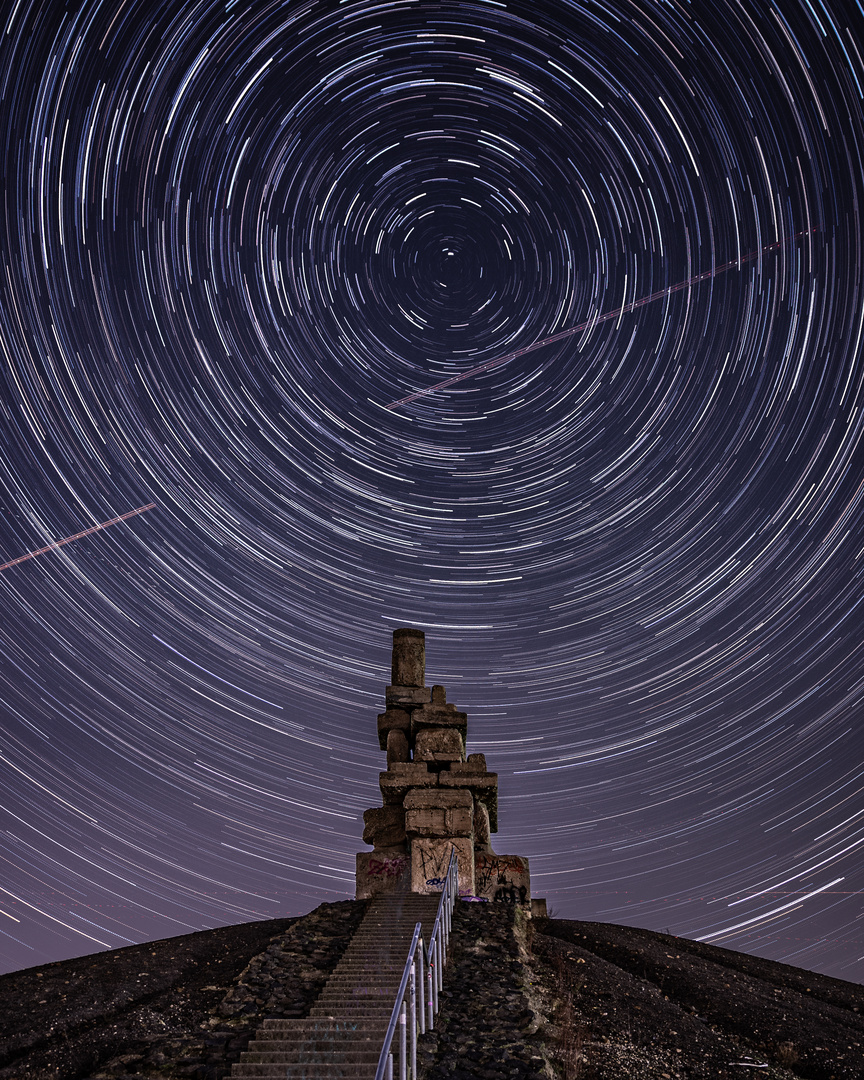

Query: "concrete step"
left=326, top=972, right=406, bottom=980
left=259, top=1019, right=388, bottom=1033
left=337, top=945, right=422, bottom=955
left=308, top=1006, right=393, bottom=1015
left=334, top=958, right=418, bottom=968
left=340, top=938, right=426, bottom=949
left=315, top=998, right=396, bottom=1009
left=248, top=1036, right=384, bottom=1051
left=324, top=977, right=406, bottom=986
left=339, top=939, right=417, bottom=947
left=317, top=989, right=401, bottom=1000
left=338, top=942, right=421, bottom=951
left=346, top=927, right=430, bottom=937
left=239, top=1050, right=381, bottom=1064
left=344, top=930, right=426, bottom=939
left=328, top=972, right=406, bottom=980
left=329, top=963, right=407, bottom=973
left=309, top=1003, right=395, bottom=1014
left=231, top=1066, right=378, bottom=1078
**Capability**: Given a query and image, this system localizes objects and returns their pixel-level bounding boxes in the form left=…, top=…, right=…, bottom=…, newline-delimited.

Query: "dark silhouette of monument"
left=356, top=628, right=532, bottom=905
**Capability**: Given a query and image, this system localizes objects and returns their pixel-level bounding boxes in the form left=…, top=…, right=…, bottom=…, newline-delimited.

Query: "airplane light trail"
left=385, top=231, right=816, bottom=410
left=0, top=503, right=156, bottom=572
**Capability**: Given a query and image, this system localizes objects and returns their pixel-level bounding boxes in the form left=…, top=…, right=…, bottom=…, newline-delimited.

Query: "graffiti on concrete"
left=475, top=852, right=530, bottom=904
left=367, top=855, right=409, bottom=878
left=493, top=883, right=528, bottom=905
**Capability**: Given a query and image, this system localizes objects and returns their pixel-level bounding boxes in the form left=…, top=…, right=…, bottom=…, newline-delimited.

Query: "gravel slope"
left=0, top=903, right=860, bottom=1080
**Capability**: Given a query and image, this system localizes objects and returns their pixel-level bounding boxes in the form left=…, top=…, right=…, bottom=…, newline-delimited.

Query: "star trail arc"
left=0, top=0, right=863, bottom=983
left=384, top=232, right=819, bottom=409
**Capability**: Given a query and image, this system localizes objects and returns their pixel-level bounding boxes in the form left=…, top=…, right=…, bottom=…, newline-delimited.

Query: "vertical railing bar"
left=427, top=960, right=434, bottom=1030
left=399, top=1000, right=407, bottom=1080
left=410, top=960, right=417, bottom=1079
left=418, top=938, right=426, bottom=1035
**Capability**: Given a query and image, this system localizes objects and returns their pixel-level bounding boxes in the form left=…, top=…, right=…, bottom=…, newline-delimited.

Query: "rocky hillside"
left=0, top=901, right=861, bottom=1080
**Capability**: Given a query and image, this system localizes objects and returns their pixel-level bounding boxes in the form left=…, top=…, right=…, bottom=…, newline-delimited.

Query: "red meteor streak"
left=0, top=503, right=156, bottom=571
left=385, top=231, right=815, bottom=410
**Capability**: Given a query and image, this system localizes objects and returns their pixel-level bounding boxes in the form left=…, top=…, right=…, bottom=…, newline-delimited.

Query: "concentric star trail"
left=0, top=0, right=862, bottom=983
left=385, top=232, right=818, bottom=409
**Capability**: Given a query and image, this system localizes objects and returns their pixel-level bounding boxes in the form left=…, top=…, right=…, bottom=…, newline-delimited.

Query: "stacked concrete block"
left=356, top=628, right=531, bottom=906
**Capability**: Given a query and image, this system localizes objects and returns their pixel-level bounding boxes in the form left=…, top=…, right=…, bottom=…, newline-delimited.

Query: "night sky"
left=1, top=0, right=863, bottom=984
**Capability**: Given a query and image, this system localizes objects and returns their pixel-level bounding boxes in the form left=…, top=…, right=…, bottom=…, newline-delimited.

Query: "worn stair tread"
left=259, top=1020, right=388, bottom=1032
left=313, top=1002, right=397, bottom=1012
left=241, top=1049, right=382, bottom=1058
left=248, top=1035, right=384, bottom=1048
left=232, top=1068, right=377, bottom=1078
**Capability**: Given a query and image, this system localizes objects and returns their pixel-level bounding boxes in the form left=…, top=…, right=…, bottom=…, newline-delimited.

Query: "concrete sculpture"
left=356, top=628, right=531, bottom=905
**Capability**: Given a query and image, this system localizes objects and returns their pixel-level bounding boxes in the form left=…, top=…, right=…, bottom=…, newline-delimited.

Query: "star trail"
left=1, top=0, right=863, bottom=983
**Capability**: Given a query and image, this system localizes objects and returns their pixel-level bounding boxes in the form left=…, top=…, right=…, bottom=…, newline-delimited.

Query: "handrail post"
left=399, top=1000, right=407, bottom=1080
left=417, top=938, right=426, bottom=1034
left=427, top=960, right=434, bottom=1029
left=409, top=960, right=417, bottom=1079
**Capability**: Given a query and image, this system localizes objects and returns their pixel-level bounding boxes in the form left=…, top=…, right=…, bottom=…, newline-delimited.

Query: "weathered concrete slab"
left=411, top=837, right=475, bottom=896
left=362, top=805, right=406, bottom=849
left=474, top=853, right=531, bottom=906
left=404, top=788, right=473, bottom=838
left=438, top=770, right=498, bottom=830
left=450, top=753, right=488, bottom=773
left=414, top=727, right=464, bottom=763
left=410, top=703, right=467, bottom=739
left=379, top=762, right=438, bottom=804
left=355, top=850, right=410, bottom=899
left=386, top=728, right=410, bottom=765
left=473, top=802, right=492, bottom=851
left=385, top=685, right=432, bottom=707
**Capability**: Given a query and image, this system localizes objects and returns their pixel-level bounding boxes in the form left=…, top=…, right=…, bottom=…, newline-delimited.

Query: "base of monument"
left=356, top=846, right=531, bottom=906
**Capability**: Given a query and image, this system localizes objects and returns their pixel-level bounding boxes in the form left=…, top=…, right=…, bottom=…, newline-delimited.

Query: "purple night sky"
left=1, top=0, right=863, bottom=983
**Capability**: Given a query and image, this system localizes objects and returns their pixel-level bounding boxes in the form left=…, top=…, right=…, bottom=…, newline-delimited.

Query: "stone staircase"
left=230, top=891, right=441, bottom=1079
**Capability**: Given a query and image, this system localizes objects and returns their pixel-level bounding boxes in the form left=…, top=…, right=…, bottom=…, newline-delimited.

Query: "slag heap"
left=356, top=628, right=531, bottom=904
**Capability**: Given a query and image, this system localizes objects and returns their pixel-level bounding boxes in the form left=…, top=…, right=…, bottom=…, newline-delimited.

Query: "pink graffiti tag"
left=367, top=856, right=408, bottom=878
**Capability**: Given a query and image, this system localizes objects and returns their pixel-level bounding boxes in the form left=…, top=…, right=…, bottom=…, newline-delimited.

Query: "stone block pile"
left=356, top=628, right=531, bottom=904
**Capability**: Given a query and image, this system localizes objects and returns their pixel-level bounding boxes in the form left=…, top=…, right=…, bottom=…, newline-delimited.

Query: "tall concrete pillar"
left=391, top=627, right=425, bottom=688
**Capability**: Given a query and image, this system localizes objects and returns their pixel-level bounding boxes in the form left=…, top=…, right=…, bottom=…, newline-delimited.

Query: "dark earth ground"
left=0, top=900, right=861, bottom=1079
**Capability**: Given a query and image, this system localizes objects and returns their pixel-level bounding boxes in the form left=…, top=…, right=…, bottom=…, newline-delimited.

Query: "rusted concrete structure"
left=356, top=628, right=531, bottom=905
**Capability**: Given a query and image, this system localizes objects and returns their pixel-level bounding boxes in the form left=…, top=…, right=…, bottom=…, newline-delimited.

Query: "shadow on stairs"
left=230, top=892, right=440, bottom=1079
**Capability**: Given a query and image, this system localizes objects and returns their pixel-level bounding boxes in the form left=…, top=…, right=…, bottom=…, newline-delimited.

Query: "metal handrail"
left=375, top=848, right=459, bottom=1080
left=424, top=847, right=458, bottom=1025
